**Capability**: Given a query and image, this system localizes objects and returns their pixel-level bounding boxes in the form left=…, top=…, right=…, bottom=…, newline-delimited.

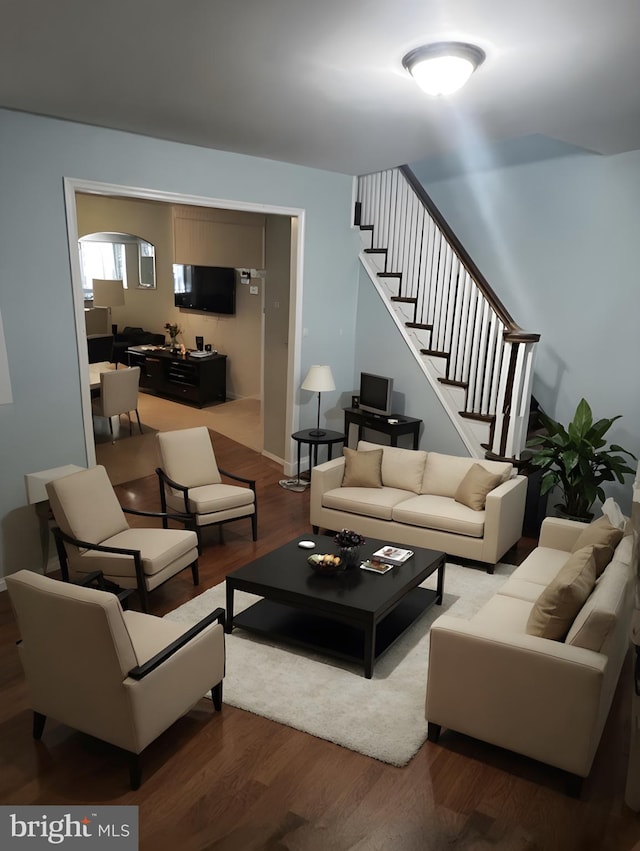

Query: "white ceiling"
left=2, top=0, right=639, bottom=175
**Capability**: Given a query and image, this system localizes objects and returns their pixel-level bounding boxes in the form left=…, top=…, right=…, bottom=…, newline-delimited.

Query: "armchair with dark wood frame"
left=155, top=426, right=257, bottom=550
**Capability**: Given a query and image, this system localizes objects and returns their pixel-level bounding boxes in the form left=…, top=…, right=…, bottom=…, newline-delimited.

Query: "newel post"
left=490, top=331, right=540, bottom=461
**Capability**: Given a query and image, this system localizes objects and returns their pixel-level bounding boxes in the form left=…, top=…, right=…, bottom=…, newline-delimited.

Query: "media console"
left=127, top=346, right=227, bottom=408
left=343, top=407, right=422, bottom=449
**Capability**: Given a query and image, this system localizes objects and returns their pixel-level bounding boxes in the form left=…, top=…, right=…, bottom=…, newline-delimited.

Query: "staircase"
left=355, top=165, right=540, bottom=462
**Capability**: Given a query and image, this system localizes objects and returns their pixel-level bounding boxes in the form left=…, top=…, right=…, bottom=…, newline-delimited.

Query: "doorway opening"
left=63, top=177, right=305, bottom=480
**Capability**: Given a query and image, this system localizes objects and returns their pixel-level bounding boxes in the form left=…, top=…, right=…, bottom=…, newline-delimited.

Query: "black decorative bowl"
left=308, top=554, right=344, bottom=575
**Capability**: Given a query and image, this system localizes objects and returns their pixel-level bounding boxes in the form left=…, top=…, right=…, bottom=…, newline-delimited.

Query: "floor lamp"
left=92, top=279, right=125, bottom=336
left=301, top=364, right=335, bottom=437
left=279, top=364, right=336, bottom=493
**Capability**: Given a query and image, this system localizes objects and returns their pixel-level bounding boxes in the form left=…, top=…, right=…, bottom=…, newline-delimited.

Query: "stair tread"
left=378, top=272, right=402, bottom=278
left=460, top=411, right=495, bottom=423
left=405, top=322, right=432, bottom=330
left=391, top=296, right=416, bottom=303
left=438, top=378, right=468, bottom=388
left=420, top=348, right=449, bottom=359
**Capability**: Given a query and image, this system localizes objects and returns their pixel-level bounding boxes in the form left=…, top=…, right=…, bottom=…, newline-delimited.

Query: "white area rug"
left=165, top=561, right=515, bottom=766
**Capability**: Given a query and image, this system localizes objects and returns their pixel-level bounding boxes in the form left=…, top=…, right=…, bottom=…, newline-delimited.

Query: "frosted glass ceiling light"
left=403, top=42, right=485, bottom=96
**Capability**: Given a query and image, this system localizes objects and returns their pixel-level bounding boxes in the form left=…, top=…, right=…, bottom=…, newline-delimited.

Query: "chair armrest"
left=122, top=505, right=194, bottom=524
left=310, top=457, right=345, bottom=494
left=218, top=468, right=256, bottom=490
left=479, top=475, right=527, bottom=562
left=127, top=607, right=225, bottom=680
left=52, top=526, right=141, bottom=559
left=155, top=467, right=189, bottom=496
left=539, top=516, right=589, bottom=551
left=51, top=526, right=146, bottom=593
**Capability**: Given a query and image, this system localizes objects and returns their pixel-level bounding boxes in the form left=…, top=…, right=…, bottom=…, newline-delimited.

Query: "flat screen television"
left=173, top=264, right=236, bottom=314
left=359, top=372, right=394, bottom=416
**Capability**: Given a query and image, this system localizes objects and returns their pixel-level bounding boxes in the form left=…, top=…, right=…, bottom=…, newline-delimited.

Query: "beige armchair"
left=156, top=426, right=257, bottom=548
left=47, top=464, right=199, bottom=612
left=6, top=569, right=225, bottom=789
left=92, top=365, right=142, bottom=443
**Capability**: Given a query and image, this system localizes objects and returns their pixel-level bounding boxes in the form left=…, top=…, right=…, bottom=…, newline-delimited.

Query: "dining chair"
left=92, top=365, right=142, bottom=443
left=46, top=464, right=199, bottom=612
left=6, top=569, right=225, bottom=789
left=156, top=426, right=257, bottom=549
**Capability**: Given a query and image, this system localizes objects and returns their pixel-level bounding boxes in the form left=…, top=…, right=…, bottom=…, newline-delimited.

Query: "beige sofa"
left=425, top=516, right=636, bottom=784
left=310, top=441, right=527, bottom=570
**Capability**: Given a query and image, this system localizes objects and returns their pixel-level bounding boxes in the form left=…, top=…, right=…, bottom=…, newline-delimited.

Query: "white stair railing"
left=356, top=165, right=539, bottom=461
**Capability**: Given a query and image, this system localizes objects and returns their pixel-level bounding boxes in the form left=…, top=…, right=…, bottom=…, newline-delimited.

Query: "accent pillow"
left=571, top=516, right=624, bottom=577
left=341, top=447, right=383, bottom=488
left=526, top=546, right=597, bottom=641
left=454, top=463, right=504, bottom=511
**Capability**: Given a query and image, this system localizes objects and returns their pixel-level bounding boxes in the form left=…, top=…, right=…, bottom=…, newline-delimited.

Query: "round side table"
left=290, top=428, right=345, bottom=488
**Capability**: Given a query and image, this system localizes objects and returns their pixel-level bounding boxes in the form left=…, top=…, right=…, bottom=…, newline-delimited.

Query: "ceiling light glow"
left=403, top=42, right=485, bottom=96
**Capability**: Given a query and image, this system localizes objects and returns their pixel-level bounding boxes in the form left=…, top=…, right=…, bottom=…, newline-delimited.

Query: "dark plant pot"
left=556, top=507, right=594, bottom=523
left=339, top=546, right=361, bottom=569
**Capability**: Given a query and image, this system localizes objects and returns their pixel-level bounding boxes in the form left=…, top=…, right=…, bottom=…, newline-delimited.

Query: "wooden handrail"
left=399, top=165, right=539, bottom=343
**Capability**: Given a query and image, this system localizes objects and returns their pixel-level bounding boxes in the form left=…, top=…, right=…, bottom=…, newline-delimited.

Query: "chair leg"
left=191, top=559, right=199, bottom=586
left=137, top=582, right=149, bottom=614
left=251, top=513, right=257, bottom=541
left=128, top=412, right=133, bottom=436
left=109, top=416, right=115, bottom=445
left=129, top=753, right=142, bottom=790
left=312, top=525, right=319, bottom=534
left=211, top=681, right=223, bottom=711
left=33, top=711, right=46, bottom=740
left=135, top=409, right=143, bottom=435
left=427, top=722, right=441, bottom=743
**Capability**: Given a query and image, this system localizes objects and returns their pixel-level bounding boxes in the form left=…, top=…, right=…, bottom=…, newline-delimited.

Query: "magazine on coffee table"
left=360, top=559, right=394, bottom=575
left=371, top=546, right=414, bottom=566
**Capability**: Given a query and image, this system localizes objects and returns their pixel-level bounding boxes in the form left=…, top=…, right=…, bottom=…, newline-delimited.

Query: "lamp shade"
left=93, top=278, right=125, bottom=307
left=403, top=42, right=485, bottom=96
left=301, top=365, right=335, bottom=393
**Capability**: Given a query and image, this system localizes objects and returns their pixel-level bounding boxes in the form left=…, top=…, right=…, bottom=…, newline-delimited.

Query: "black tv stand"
left=127, top=346, right=227, bottom=408
left=343, top=407, right=422, bottom=449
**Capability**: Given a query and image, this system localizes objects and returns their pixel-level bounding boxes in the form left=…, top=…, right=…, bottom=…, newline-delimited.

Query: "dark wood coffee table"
left=225, top=537, right=445, bottom=678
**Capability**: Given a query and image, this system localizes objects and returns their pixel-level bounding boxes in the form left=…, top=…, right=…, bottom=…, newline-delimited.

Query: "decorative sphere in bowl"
left=308, top=553, right=344, bottom=575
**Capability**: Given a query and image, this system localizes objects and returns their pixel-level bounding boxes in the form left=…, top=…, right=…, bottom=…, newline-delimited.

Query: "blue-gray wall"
left=410, top=145, right=640, bottom=512
left=352, top=266, right=468, bottom=455
left=0, top=109, right=358, bottom=578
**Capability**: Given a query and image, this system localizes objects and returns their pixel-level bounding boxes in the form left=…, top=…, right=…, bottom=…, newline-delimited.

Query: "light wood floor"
left=95, top=388, right=263, bottom=484
left=2, top=432, right=639, bottom=850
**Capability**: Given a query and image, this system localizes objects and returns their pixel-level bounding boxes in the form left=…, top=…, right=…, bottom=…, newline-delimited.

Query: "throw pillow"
left=526, top=546, right=597, bottom=641
left=571, top=515, right=624, bottom=577
left=454, top=463, right=503, bottom=511
left=341, top=447, right=383, bottom=488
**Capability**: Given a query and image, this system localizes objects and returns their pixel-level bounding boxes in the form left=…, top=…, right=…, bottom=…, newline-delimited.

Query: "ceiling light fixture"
left=402, top=42, right=485, bottom=96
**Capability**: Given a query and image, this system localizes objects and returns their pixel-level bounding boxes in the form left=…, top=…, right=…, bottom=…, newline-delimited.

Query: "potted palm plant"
left=527, top=398, right=636, bottom=521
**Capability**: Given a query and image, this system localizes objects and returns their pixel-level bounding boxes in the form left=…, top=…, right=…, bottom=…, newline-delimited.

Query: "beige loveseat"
left=310, top=441, right=527, bottom=570
left=425, top=515, right=636, bottom=784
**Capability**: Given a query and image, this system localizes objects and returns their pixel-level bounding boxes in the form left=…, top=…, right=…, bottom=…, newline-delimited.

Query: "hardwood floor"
left=1, top=433, right=638, bottom=850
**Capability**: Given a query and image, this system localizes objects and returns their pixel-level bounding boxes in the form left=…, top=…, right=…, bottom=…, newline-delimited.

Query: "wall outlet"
left=249, top=285, right=259, bottom=295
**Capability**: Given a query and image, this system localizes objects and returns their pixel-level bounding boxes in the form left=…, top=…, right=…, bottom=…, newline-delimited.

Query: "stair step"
left=378, top=272, right=402, bottom=278
left=438, top=378, right=468, bottom=389
left=405, top=322, right=432, bottom=330
left=364, top=248, right=387, bottom=256
left=359, top=225, right=374, bottom=232
left=459, top=411, right=495, bottom=424
left=391, top=296, right=416, bottom=304
left=420, top=348, right=449, bottom=361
